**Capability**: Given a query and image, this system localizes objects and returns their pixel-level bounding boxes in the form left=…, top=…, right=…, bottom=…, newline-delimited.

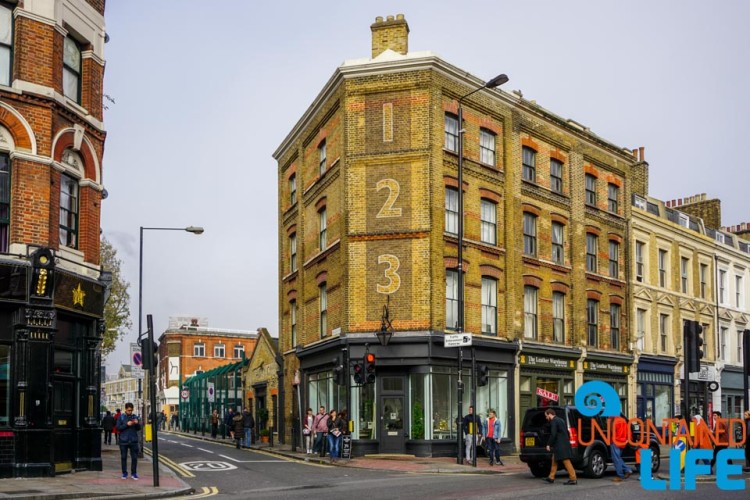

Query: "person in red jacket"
left=610, top=416, right=633, bottom=482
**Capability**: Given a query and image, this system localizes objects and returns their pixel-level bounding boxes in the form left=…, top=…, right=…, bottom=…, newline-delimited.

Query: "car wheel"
left=529, top=461, right=551, bottom=478
left=585, top=448, right=606, bottom=478
left=649, top=445, right=660, bottom=473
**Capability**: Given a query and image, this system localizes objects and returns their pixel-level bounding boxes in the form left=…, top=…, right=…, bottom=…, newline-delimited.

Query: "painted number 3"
left=376, top=179, right=402, bottom=218
left=377, top=254, right=401, bottom=294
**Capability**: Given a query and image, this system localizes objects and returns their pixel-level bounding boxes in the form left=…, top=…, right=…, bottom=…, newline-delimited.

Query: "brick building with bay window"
left=0, top=0, right=109, bottom=477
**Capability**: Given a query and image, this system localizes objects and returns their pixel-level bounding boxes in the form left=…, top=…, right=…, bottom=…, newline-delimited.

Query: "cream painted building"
left=102, top=365, right=141, bottom=412
left=630, top=194, right=716, bottom=424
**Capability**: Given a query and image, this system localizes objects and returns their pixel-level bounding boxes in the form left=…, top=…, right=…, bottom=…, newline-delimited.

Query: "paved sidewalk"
left=0, top=443, right=192, bottom=500
left=167, top=429, right=529, bottom=475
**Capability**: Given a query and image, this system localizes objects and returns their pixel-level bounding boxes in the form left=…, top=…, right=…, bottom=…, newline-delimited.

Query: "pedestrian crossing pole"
left=147, top=314, right=160, bottom=487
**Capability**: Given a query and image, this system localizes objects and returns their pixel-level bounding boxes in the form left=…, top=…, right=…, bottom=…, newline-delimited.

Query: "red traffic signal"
left=364, top=353, right=376, bottom=384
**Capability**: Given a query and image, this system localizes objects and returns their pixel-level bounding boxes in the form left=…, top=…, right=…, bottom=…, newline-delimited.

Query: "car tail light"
left=520, top=430, right=525, bottom=448
left=568, top=426, right=578, bottom=448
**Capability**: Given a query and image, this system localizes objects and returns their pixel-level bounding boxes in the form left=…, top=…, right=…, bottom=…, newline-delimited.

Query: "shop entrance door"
left=379, top=395, right=405, bottom=453
left=53, top=379, right=74, bottom=473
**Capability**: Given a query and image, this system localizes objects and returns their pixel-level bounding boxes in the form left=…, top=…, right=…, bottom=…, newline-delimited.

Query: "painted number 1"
left=377, top=254, right=401, bottom=294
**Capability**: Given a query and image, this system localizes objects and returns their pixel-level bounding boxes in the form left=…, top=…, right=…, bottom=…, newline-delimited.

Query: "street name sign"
left=444, top=333, right=473, bottom=348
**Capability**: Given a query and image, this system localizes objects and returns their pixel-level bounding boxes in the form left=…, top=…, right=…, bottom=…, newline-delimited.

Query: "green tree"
left=101, top=236, right=132, bottom=356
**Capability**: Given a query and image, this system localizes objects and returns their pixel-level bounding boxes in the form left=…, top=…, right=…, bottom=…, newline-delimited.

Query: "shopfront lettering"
left=521, top=355, right=571, bottom=369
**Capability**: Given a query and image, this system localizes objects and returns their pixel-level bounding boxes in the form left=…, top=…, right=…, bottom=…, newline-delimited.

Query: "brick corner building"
left=0, top=0, right=109, bottom=477
left=275, top=15, right=646, bottom=457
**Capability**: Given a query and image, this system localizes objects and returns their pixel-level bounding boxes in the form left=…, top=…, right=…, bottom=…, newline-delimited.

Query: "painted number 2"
left=377, top=254, right=401, bottom=294
left=376, top=179, right=402, bottom=218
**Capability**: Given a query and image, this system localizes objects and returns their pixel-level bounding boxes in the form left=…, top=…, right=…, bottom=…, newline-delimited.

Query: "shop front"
left=582, top=353, right=633, bottom=416
left=720, top=366, right=745, bottom=420
left=636, top=355, right=676, bottom=425
left=297, top=333, right=517, bottom=457
left=519, top=346, right=580, bottom=420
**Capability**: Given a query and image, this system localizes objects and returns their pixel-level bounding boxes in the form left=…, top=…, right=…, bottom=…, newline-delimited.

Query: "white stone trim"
left=9, top=151, right=52, bottom=165
left=14, top=7, right=56, bottom=28
left=81, top=49, right=105, bottom=67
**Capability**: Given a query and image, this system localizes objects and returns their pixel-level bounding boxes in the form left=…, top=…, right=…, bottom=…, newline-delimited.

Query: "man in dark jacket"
left=461, top=406, right=483, bottom=464
left=116, top=402, right=141, bottom=480
left=223, top=408, right=234, bottom=439
left=101, top=411, right=115, bottom=445
left=544, top=408, right=577, bottom=485
left=242, top=408, right=255, bottom=448
left=231, top=411, right=244, bottom=449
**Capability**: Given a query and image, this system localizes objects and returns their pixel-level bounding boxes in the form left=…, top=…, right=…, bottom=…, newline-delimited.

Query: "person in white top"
left=303, top=408, right=314, bottom=454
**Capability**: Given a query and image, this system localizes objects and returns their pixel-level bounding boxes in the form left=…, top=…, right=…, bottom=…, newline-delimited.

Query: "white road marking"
left=218, top=454, right=288, bottom=463
left=180, top=443, right=194, bottom=447
left=197, top=448, right=214, bottom=453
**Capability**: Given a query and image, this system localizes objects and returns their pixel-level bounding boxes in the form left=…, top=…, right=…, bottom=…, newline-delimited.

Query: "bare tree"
left=101, top=236, right=132, bottom=356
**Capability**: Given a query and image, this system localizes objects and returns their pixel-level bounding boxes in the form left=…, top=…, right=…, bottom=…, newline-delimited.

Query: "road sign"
left=130, top=342, right=143, bottom=378
left=181, top=389, right=189, bottom=400
left=207, top=382, right=215, bottom=403
left=444, top=333, right=472, bottom=348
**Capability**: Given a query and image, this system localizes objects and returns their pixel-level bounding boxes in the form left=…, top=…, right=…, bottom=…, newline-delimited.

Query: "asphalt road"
left=148, top=434, right=750, bottom=499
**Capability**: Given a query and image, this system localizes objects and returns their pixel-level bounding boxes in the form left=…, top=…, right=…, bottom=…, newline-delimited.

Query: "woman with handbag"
left=303, top=408, right=314, bottom=454
left=326, top=409, right=345, bottom=463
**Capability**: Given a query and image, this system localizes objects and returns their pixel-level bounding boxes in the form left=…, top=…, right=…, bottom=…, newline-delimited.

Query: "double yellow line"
left=143, top=447, right=195, bottom=478
left=177, top=486, right=219, bottom=498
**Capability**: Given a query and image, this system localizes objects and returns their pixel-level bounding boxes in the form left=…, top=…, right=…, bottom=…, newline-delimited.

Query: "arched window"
left=59, top=149, right=82, bottom=249
left=0, top=151, right=9, bottom=252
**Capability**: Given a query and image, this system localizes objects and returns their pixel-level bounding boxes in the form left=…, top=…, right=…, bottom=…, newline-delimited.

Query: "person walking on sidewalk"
left=610, top=415, right=633, bottom=482
left=171, top=411, right=178, bottom=431
left=101, top=411, right=115, bottom=445
left=544, top=408, right=577, bottom=485
left=210, top=409, right=219, bottom=439
left=484, top=409, right=503, bottom=466
left=242, top=408, right=255, bottom=448
left=711, top=410, right=728, bottom=474
left=231, top=410, right=244, bottom=449
left=113, top=408, right=121, bottom=444
left=303, top=408, right=314, bottom=454
left=462, top=406, right=483, bottom=464
left=326, top=409, right=345, bottom=463
left=312, top=406, right=329, bottom=455
left=223, top=408, right=234, bottom=439
left=116, top=402, right=141, bottom=480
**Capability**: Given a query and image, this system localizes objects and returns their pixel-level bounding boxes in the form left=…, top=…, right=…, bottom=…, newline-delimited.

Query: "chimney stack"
left=371, top=14, right=409, bottom=59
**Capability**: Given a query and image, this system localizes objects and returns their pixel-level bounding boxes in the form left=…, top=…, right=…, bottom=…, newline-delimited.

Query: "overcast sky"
left=101, top=0, right=750, bottom=370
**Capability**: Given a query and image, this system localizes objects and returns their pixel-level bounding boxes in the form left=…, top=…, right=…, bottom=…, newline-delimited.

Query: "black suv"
left=519, top=406, right=661, bottom=479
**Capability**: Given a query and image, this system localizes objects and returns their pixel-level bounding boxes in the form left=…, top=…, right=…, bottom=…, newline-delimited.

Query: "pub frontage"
left=0, top=249, right=108, bottom=477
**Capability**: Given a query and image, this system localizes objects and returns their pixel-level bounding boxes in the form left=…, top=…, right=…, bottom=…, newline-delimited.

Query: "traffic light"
left=140, top=338, right=159, bottom=370
left=353, top=361, right=365, bottom=385
left=333, top=356, right=346, bottom=386
left=687, top=320, right=704, bottom=370
left=477, top=364, right=489, bottom=387
left=364, top=353, right=376, bottom=384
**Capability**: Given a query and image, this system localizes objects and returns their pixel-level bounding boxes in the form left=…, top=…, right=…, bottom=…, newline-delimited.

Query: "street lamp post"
left=455, top=74, right=508, bottom=466
left=138, top=225, right=203, bottom=486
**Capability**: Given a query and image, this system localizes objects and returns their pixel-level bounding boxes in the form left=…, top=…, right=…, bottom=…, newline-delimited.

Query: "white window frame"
left=233, top=345, right=244, bottom=359
left=318, top=140, right=327, bottom=176
left=194, top=343, right=205, bottom=357
left=635, top=241, right=645, bottom=282
left=479, top=128, right=495, bottom=165
left=523, top=213, right=536, bottom=256
left=553, top=292, right=565, bottom=343
left=214, top=344, right=225, bottom=358
left=659, top=314, right=669, bottom=352
left=445, top=188, right=459, bottom=235
left=681, top=257, right=689, bottom=294
left=319, top=283, right=327, bottom=338
left=481, top=277, right=497, bottom=335
left=658, top=249, right=668, bottom=288
left=444, top=113, right=459, bottom=152
left=524, top=286, right=538, bottom=340
left=552, top=222, right=564, bottom=265
left=319, top=207, right=327, bottom=251
left=480, top=199, right=497, bottom=245
left=446, top=269, right=459, bottom=330
left=719, top=270, right=727, bottom=304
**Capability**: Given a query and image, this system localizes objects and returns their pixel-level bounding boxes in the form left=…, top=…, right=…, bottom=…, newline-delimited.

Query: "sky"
left=101, top=0, right=750, bottom=370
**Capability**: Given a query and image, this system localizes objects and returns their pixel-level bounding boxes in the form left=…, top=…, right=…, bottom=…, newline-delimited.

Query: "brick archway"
left=52, top=130, right=99, bottom=183
left=0, top=103, right=36, bottom=153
